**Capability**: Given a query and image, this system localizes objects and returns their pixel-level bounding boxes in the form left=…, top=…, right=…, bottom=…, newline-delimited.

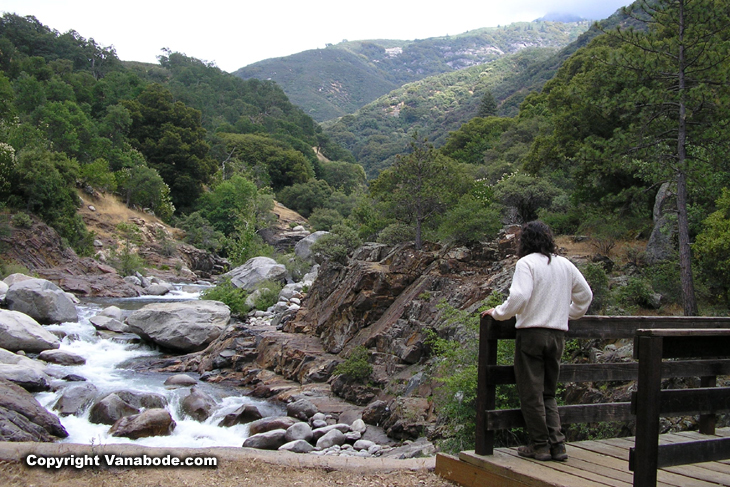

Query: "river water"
left=33, top=285, right=284, bottom=448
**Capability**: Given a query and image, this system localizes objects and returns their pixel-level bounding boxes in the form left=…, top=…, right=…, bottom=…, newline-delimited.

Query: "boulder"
left=0, top=281, right=8, bottom=300
left=284, top=421, right=313, bottom=443
left=88, top=393, right=140, bottom=425
left=218, top=404, right=263, bottom=427
left=247, top=416, right=300, bottom=436
left=225, top=257, right=287, bottom=291
left=89, top=315, right=129, bottom=333
left=242, top=429, right=287, bottom=450
left=125, top=301, right=231, bottom=352
left=0, top=379, right=68, bottom=441
left=279, top=439, right=314, bottom=453
left=646, top=182, right=677, bottom=264
left=316, top=428, right=347, bottom=449
left=5, top=278, right=78, bottom=324
left=145, top=284, right=171, bottom=296
left=109, top=408, right=176, bottom=439
left=286, top=398, right=318, bottom=421
left=52, top=383, right=98, bottom=416
left=163, top=374, right=198, bottom=387
left=0, top=309, right=60, bottom=353
left=294, top=231, right=329, bottom=263
left=99, top=306, right=123, bottom=321
left=112, top=390, right=167, bottom=410
left=38, top=349, right=86, bottom=366
left=362, top=400, right=389, bottom=426
left=181, top=386, right=217, bottom=422
left=0, top=364, right=51, bottom=392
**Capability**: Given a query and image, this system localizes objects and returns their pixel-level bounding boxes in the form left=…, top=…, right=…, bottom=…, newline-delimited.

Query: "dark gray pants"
left=514, top=328, right=566, bottom=449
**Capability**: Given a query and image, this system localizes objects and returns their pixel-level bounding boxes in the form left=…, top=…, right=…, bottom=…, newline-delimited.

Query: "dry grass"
left=0, top=459, right=454, bottom=487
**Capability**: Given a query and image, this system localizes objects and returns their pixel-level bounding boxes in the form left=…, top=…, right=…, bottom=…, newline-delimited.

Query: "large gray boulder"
left=242, top=429, right=288, bottom=450
left=88, top=393, right=139, bottom=425
left=52, top=383, right=98, bottom=416
left=0, top=364, right=51, bottom=391
left=646, top=182, right=677, bottom=264
left=181, top=386, right=216, bottom=422
left=125, top=300, right=231, bottom=352
left=5, top=278, right=78, bottom=324
left=109, top=408, right=176, bottom=439
left=0, top=309, right=60, bottom=353
left=38, top=349, right=86, bottom=365
left=294, top=231, right=329, bottom=263
left=0, top=379, right=68, bottom=441
left=225, top=257, right=287, bottom=291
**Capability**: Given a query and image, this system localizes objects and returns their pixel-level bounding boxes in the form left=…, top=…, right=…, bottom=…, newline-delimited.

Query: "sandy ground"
left=1, top=458, right=455, bottom=487
left=0, top=443, right=456, bottom=487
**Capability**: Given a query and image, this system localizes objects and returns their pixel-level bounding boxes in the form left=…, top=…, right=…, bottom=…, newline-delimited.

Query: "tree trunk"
left=676, top=0, right=698, bottom=316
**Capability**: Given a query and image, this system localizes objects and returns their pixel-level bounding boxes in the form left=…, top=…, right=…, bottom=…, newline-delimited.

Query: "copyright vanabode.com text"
left=25, top=453, right=218, bottom=469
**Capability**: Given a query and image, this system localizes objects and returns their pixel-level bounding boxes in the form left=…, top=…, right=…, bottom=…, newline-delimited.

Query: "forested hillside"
left=0, top=13, right=361, bottom=266
left=234, top=21, right=590, bottom=122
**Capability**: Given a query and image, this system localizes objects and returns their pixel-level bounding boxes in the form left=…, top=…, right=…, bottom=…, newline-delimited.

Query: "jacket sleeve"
left=568, top=267, right=593, bottom=319
left=492, top=259, right=533, bottom=321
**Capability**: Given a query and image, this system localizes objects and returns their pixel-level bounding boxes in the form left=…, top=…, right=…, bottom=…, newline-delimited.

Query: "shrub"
left=333, top=346, right=373, bottom=383
left=437, top=194, right=501, bottom=245
left=614, top=277, right=655, bottom=309
left=201, top=277, right=250, bottom=316
left=376, top=223, right=415, bottom=246
left=252, top=280, right=283, bottom=311
left=579, top=263, right=610, bottom=314
left=308, top=207, right=344, bottom=231
left=310, top=224, right=362, bottom=265
left=11, top=211, right=32, bottom=228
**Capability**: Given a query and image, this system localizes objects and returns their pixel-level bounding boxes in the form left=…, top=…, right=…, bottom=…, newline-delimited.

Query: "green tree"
left=597, top=0, right=730, bottom=315
left=493, top=172, right=560, bottom=223
left=124, top=84, right=217, bottom=212
left=370, top=136, right=468, bottom=250
left=477, top=90, right=498, bottom=117
left=694, top=189, right=730, bottom=304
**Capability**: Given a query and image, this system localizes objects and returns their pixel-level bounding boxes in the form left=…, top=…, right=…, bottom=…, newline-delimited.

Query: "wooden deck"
left=435, top=428, right=730, bottom=487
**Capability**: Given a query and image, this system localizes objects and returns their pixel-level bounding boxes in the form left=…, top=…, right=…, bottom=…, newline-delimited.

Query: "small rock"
left=316, top=429, right=347, bottom=449
left=279, top=439, right=314, bottom=453
left=38, top=349, right=86, bottom=366
left=163, top=374, right=198, bottom=387
left=242, top=429, right=287, bottom=450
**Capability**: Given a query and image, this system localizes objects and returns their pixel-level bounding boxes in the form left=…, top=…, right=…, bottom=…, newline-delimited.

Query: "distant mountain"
left=233, top=21, right=590, bottom=122
left=537, top=13, right=586, bottom=22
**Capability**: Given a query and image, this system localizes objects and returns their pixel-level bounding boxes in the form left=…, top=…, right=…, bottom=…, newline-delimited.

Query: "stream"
left=33, top=284, right=284, bottom=448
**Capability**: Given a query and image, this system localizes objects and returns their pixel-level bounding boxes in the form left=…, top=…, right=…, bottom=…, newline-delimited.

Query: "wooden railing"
left=475, top=315, right=730, bottom=485
left=630, top=328, right=730, bottom=486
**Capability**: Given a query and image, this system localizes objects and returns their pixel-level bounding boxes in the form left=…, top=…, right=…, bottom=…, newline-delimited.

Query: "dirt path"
left=2, top=459, right=455, bottom=487
left=0, top=443, right=456, bottom=487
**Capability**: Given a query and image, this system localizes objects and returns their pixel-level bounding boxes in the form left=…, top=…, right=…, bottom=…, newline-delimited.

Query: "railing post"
left=699, top=375, right=717, bottom=435
left=475, top=315, right=498, bottom=455
left=633, top=334, right=663, bottom=487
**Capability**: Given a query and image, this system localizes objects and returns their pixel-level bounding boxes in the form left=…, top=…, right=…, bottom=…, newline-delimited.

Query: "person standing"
left=482, top=221, right=592, bottom=461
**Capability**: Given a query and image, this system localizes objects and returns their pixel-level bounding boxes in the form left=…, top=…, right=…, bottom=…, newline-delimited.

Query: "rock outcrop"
left=225, top=257, right=287, bottom=291
left=0, top=379, right=68, bottom=441
left=126, top=300, right=231, bottom=352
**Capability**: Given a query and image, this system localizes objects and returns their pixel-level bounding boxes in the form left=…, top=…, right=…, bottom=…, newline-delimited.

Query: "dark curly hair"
left=517, top=220, right=556, bottom=263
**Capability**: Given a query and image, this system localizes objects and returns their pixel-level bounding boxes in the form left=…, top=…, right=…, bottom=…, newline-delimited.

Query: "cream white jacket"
left=491, top=253, right=593, bottom=331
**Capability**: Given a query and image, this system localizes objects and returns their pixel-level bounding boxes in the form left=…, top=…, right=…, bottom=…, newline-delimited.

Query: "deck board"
left=436, top=428, right=730, bottom=487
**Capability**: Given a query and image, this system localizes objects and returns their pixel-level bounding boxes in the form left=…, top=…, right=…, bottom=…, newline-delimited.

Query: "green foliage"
left=252, top=280, right=283, bottom=311
left=613, top=277, right=655, bottom=309
left=694, top=188, right=730, bottom=304
left=108, top=222, right=146, bottom=276
left=310, top=224, right=362, bottom=265
left=308, top=207, right=344, bottom=231
left=428, top=293, right=518, bottom=453
left=277, top=179, right=333, bottom=218
left=579, top=263, right=610, bottom=314
left=333, top=346, right=373, bottom=384
left=79, top=158, right=117, bottom=193
left=11, top=211, right=32, bottom=228
left=201, top=277, right=250, bottom=316
left=493, top=172, right=560, bottom=223
left=437, top=194, right=502, bottom=245
left=117, top=164, right=175, bottom=221
left=177, top=211, right=224, bottom=253
left=376, top=223, right=415, bottom=246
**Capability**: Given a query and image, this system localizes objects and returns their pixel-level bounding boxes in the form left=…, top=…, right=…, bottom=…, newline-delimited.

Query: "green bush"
left=333, top=346, right=373, bottom=383
left=11, top=211, right=32, bottom=228
left=376, top=223, right=415, bottom=246
left=614, top=277, right=655, bottom=309
left=308, top=207, right=344, bottom=231
left=252, top=280, right=283, bottom=311
left=201, top=277, right=250, bottom=316
left=579, top=263, right=610, bottom=314
left=310, top=224, right=362, bottom=265
left=437, top=194, right=501, bottom=245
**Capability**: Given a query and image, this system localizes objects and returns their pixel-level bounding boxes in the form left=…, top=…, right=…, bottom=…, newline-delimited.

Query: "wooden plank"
left=476, top=317, right=499, bottom=456
left=655, top=437, right=730, bottom=468
left=636, top=328, right=730, bottom=337
left=655, top=387, right=730, bottom=416
left=486, top=360, right=730, bottom=386
left=488, top=403, right=633, bottom=430
left=498, top=447, right=631, bottom=487
left=460, top=450, right=616, bottom=487
left=435, top=453, right=532, bottom=487
left=662, top=335, right=730, bottom=359
left=566, top=444, right=677, bottom=487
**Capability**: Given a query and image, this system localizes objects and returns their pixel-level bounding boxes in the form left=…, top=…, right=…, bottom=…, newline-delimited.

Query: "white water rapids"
left=33, top=285, right=284, bottom=448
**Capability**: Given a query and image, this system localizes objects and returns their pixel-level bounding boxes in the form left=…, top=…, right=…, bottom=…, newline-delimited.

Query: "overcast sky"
left=2, top=0, right=634, bottom=73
